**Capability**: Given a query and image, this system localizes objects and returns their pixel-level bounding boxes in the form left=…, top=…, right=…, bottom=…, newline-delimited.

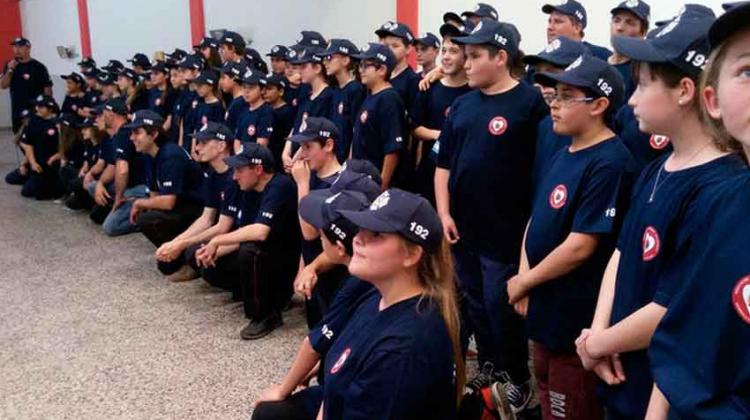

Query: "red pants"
left=532, top=341, right=604, bottom=420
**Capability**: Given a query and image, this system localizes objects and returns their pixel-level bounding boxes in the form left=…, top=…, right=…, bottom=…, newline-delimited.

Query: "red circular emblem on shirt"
left=642, top=226, right=661, bottom=261
left=488, top=116, right=508, bottom=136
left=155, top=98, right=162, bottom=106
left=201, top=116, right=208, bottom=125
left=732, top=275, right=750, bottom=325
left=444, top=106, right=451, bottom=117
left=549, top=184, right=567, bottom=209
left=72, top=104, right=78, bottom=111
left=360, top=110, right=368, bottom=124
left=247, top=125, right=256, bottom=136
left=650, top=135, right=670, bottom=150
left=292, top=98, right=298, bottom=107
left=22, top=73, right=30, bottom=80
left=47, top=128, right=56, bottom=136
left=338, top=101, right=344, bottom=115
left=330, top=348, right=351, bottom=374
left=192, top=100, right=198, bottom=109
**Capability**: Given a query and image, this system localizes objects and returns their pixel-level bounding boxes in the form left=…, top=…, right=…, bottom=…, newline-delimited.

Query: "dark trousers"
left=135, top=201, right=204, bottom=247
left=59, top=165, right=79, bottom=194
left=452, top=243, right=530, bottom=384
left=252, top=386, right=322, bottom=420
left=5, top=167, right=28, bottom=185
left=157, top=242, right=202, bottom=276
left=21, top=163, right=63, bottom=200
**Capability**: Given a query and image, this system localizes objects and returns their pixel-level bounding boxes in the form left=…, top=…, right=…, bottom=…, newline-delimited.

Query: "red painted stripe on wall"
left=396, top=0, right=419, bottom=68
left=76, top=0, right=92, bottom=58
left=189, top=0, right=205, bottom=47
left=0, top=0, right=22, bottom=66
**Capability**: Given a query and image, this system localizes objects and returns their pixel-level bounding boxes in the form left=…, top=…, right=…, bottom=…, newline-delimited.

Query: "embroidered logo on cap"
left=549, top=184, right=568, bottom=209
left=649, top=135, right=670, bottom=150
left=566, top=55, right=583, bottom=71
left=330, top=348, right=351, bottom=374
left=370, top=191, right=391, bottom=210
left=642, top=226, right=660, bottom=261
left=488, top=116, right=508, bottom=136
left=545, top=39, right=562, bottom=53
left=472, top=21, right=483, bottom=33
left=732, top=275, right=750, bottom=325
left=626, top=0, right=640, bottom=7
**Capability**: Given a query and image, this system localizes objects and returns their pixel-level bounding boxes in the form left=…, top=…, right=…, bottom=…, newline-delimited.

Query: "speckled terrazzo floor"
left=0, top=130, right=306, bottom=420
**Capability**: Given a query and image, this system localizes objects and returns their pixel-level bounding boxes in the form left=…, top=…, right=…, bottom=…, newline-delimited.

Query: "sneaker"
left=240, top=312, right=283, bottom=340
left=490, top=381, right=516, bottom=420
left=496, top=372, right=534, bottom=416
left=167, top=265, right=199, bottom=283
left=466, top=361, right=496, bottom=391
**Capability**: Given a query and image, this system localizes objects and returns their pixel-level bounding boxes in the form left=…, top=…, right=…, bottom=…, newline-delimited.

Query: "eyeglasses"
left=358, top=61, right=382, bottom=70
left=549, top=93, right=596, bottom=107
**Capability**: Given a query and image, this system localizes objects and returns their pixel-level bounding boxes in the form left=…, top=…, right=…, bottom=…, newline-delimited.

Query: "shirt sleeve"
left=39, top=62, right=53, bottom=88
left=253, top=178, right=295, bottom=227
left=157, top=156, right=186, bottom=195
left=571, top=162, right=625, bottom=234
left=114, top=134, right=134, bottom=162
left=308, top=279, right=372, bottom=355
left=435, top=101, right=457, bottom=170
left=377, top=95, right=406, bottom=155
left=259, top=108, right=274, bottom=139
left=220, top=184, right=241, bottom=218
left=411, top=89, right=429, bottom=128
left=208, top=103, right=226, bottom=123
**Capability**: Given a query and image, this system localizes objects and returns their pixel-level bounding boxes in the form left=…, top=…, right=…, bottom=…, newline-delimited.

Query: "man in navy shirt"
left=155, top=122, right=237, bottom=282
left=1, top=37, right=53, bottom=133
left=351, top=43, right=408, bottom=190
left=436, top=19, right=549, bottom=416
left=196, top=143, right=300, bottom=340
left=543, top=1, right=612, bottom=60
left=124, top=110, right=204, bottom=247
left=608, top=0, right=650, bottom=100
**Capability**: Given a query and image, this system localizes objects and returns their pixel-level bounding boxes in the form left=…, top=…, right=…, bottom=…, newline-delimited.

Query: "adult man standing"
left=1, top=37, right=52, bottom=133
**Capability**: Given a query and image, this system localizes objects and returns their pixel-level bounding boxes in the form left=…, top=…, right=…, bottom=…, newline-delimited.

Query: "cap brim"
left=443, top=12, right=462, bottom=23
left=299, top=190, right=334, bottom=228
left=610, top=7, right=648, bottom=23
left=709, top=3, right=750, bottom=48
left=534, top=70, right=592, bottom=90
left=289, top=133, right=318, bottom=144
left=542, top=4, right=561, bottom=14
left=523, top=53, right=568, bottom=68
left=451, top=34, right=488, bottom=45
left=440, top=23, right=465, bottom=39
left=612, top=35, right=667, bottom=63
left=224, top=155, right=251, bottom=168
left=123, top=122, right=145, bottom=129
left=338, top=209, right=400, bottom=234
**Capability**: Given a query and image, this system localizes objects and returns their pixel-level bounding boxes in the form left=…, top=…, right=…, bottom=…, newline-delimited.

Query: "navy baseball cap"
left=414, top=32, right=441, bottom=49
left=339, top=189, right=444, bottom=253
left=462, top=3, right=499, bottom=21
left=318, top=39, right=360, bottom=58
left=224, top=142, right=275, bottom=169
left=118, top=68, right=139, bottom=81
left=709, top=2, right=750, bottom=49
left=375, top=21, right=415, bottom=43
left=330, top=169, right=382, bottom=201
left=289, top=117, right=340, bottom=144
left=239, top=69, right=266, bottom=86
left=543, top=0, right=588, bottom=29
left=33, top=95, right=58, bottom=110
left=440, top=23, right=469, bottom=39
left=191, top=70, right=219, bottom=86
left=290, top=47, right=325, bottom=65
left=166, top=48, right=188, bottom=62
left=82, top=68, right=101, bottom=78
left=96, top=72, right=116, bottom=86
left=177, top=54, right=204, bottom=70
left=265, top=74, right=288, bottom=89
left=220, top=60, right=247, bottom=82
left=128, top=53, right=151, bottom=69
left=198, top=37, right=219, bottom=50
left=295, top=31, right=327, bottom=48
left=102, top=60, right=125, bottom=73
left=452, top=19, right=520, bottom=57
left=61, top=72, right=85, bottom=86
left=245, top=48, right=266, bottom=68
left=150, top=61, right=169, bottom=74
left=299, top=189, right=371, bottom=242
left=90, top=104, right=106, bottom=117
left=523, top=36, right=588, bottom=68
left=612, top=4, right=716, bottom=77
left=104, top=98, right=129, bottom=115
left=220, top=31, right=245, bottom=49
left=79, top=117, right=96, bottom=128
left=353, top=43, right=397, bottom=71
left=124, top=110, right=164, bottom=129
left=443, top=11, right=463, bottom=25
left=341, top=159, right=382, bottom=186
left=535, top=53, right=625, bottom=108
left=10, top=37, right=30, bottom=47
left=267, top=44, right=290, bottom=58
left=77, top=57, right=96, bottom=67
left=611, top=0, right=651, bottom=25
left=191, top=121, right=234, bottom=145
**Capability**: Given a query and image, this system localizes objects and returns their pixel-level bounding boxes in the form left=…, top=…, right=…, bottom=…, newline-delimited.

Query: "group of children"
left=3, top=1, right=749, bottom=419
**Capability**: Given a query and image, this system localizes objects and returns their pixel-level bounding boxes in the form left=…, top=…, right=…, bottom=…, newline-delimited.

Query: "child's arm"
left=585, top=302, right=666, bottom=359
left=19, top=143, right=42, bottom=173
left=645, top=384, right=670, bottom=420
left=381, top=152, right=398, bottom=190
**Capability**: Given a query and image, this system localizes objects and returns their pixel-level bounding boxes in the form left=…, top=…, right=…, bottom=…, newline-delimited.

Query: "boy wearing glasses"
left=505, top=53, right=635, bottom=419
left=350, top=43, right=407, bottom=190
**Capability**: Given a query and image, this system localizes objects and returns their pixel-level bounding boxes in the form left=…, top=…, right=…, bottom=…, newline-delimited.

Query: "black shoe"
left=240, top=312, right=283, bottom=340
left=65, top=194, right=85, bottom=210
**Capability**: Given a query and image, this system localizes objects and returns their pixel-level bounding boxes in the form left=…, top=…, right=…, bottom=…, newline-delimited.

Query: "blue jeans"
left=101, top=184, right=148, bottom=236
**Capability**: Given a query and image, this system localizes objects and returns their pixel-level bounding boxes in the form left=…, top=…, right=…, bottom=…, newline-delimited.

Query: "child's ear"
left=590, top=97, right=611, bottom=117
left=335, top=240, right=347, bottom=257
left=702, top=85, right=722, bottom=121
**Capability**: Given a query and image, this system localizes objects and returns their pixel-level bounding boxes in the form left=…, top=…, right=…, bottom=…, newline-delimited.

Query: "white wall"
left=419, top=1, right=730, bottom=57
left=203, top=0, right=396, bottom=59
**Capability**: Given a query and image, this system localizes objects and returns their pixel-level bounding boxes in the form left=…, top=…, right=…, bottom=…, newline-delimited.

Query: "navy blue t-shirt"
left=20, top=115, right=59, bottom=167
left=235, top=102, right=274, bottom=144
left=602, top=152, right=746, bottom=418
left=200, top=166, right=234, bottom=211
left=147, top=87, right=177, bottom=118
left=323, top=290, right=457, bottom=420
left=614, top=105, right=672, bottom=172
left=112, top=125, right=145, bottom=187
left=100, top=134, right=114, bottom=166
left=436, top=82, right=549, bottom=261
left=525, top=137, right=635, bottom=351
left=583, top=41, right=613, bottom=61
left=291, top=86, right=336, bottom=154
left=61, top=94, right=86, bottom=123
left=390, top=66, right=420, bottom=119
left=83, top=142, right=101, bottom=167
left=3, top=59, right=52, bottom=119
left=412, top=81, right=472, bottom=164
left=170, top=88, right=195, bottom=145
left=129, top=89, right=150, bottom=113
left=248, top=173, right=300, bottom=253
left=65, top=140, right=86, bottom=169
left=184, top=97, right=225, bottom=144
left=351, top=87, right=407, bottom=172
left=612, top=61, right=635, bottom=102
left=224, top=96, right=247, bottom=132
left=82, top=88, right=102, bottom=110
left=270, top=103, right=296, bottom=170
left=301, top=171, right=341, bottom=264
left=331, top=80, right=367, bottom=163
left=283, top=83, right=299, bottom=110
left=144, top=142, right=203, bottom=204
left=532, top=115, right=571, bottom=200
left=648, top=172, right=750, bottom=419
